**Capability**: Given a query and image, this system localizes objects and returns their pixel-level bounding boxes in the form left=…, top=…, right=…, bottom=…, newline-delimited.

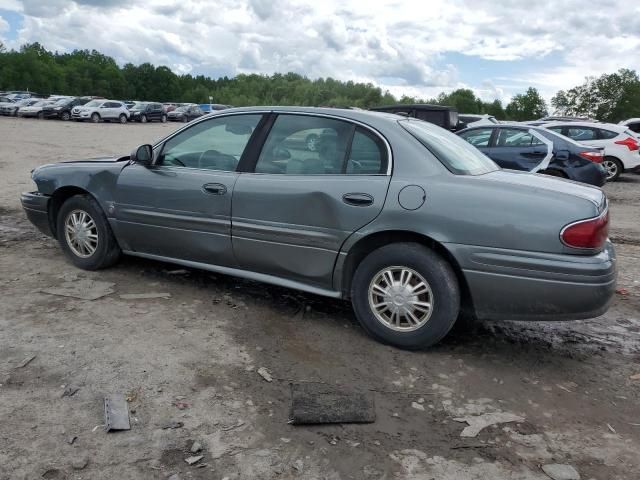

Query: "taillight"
left=578, top=151, right=603, bottom=163
left=614, top=136, right=639, bottom=151
left=560, top=210, right=609, bottom=250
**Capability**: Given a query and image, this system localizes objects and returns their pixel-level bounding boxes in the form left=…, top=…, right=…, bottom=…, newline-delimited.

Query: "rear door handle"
left=343, top=193, right=374, bottom=206
left=202, top=183, right=227, bottom=195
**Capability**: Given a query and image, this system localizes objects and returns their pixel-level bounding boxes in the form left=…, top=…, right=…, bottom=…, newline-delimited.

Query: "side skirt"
left=122, top=250, right=344, bottom=299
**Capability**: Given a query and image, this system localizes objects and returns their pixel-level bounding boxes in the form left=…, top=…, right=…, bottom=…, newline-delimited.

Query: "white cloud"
left=4, top=0, right=640, bottom=100
left=0, top=15, right=9, bottom=34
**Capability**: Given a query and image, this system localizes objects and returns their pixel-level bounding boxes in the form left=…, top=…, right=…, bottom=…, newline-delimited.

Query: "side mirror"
left=555, top=150, right=570, bottom=161
left=131, top=144, right=153, bottom=165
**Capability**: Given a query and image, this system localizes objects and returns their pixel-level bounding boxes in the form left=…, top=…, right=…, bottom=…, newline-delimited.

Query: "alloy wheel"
left=603, top=159, right=618, bottom=180
left=368, top=266, right=434, bottom=331
left=64, top=209, right=99, bottom=258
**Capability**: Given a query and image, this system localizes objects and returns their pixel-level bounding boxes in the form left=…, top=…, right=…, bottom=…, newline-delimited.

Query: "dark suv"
left=371, top=104, right=459, bottom=131
left=42, top=97, right=91, bottom=121
left=129, top=102, right=167, bottom=123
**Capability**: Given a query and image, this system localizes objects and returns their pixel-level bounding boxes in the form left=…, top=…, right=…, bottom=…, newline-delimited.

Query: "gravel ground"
left=1, top=117, right=639, bottom=480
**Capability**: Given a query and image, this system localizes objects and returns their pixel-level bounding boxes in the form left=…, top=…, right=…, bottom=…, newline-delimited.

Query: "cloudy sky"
left=1, top=0, right=639, bottom=102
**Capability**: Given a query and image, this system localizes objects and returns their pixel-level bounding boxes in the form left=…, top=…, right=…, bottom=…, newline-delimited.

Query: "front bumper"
left=21, top=192, right=54, bottom=237
left=447, top=241, right=617, bottom=321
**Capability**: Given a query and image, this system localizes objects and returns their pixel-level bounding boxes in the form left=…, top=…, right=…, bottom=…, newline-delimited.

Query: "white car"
left=542, top=121, right=640, bottom=181
left=71, top=99, right=130, bottom=123
left=17, top=100, right=55, bottom=119
left=458, top=114, right=499, bottom=129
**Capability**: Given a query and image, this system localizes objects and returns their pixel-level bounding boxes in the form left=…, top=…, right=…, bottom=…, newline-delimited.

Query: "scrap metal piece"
left=289, top=382, right=376, bottom=425
left=104, top=394, right=130, bottom=432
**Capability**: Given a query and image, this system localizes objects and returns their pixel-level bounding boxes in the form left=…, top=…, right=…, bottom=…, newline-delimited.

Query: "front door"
left=231, top=113, right=391, bottom=289
left=113, top=113, right=264, bottom=265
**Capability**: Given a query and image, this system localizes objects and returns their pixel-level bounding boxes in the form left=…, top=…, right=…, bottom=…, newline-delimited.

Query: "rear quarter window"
left=598, top=129, right=619, bottom=140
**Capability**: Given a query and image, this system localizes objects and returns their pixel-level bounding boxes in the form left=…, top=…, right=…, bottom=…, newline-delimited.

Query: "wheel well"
left=48, top=186, right=90, bottom=238
left=541, top=168, right=567, bottom=178
left=340, top=230, right=474, bottom=313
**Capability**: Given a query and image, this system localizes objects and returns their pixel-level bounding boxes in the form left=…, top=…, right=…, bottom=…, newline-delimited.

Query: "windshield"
left=54, top=98, right=71, bottom=105
left=131, top=102, right=148, bottom=110
left=84, top=100, right=102, bottom=108
left=174, top=106, right=189, bottom=112
left=400, top=119, right=499, bottom=175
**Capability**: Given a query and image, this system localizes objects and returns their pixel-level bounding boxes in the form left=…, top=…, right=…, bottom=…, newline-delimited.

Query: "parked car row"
left=0, top=93, right=229, bottom=124
left=373, top=103, right=640, bottom=183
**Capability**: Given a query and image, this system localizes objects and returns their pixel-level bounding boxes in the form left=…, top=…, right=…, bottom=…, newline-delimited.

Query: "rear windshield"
left=400, top=119, right=499, bottom=175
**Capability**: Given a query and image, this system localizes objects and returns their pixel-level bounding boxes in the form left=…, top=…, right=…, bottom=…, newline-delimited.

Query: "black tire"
left=161, top=114, right=167, bottom=123
left=603, top=156, right=622, bottom=181
left=56, top=194, right=121, bottom=270
left=182, top=116, right=188, bottom=123
left=305, top=133, right=319, bottom=151
left=119, top=114, right=127, bottom=124
left=60, top=111, right=71, bottom=121
left=90, top=112, right=100, bottom=123
left=351, top=243, right=460, bottom=349
left=37, top=111, right=44, bottom=120
left=141, top=114, right=148, bottom=123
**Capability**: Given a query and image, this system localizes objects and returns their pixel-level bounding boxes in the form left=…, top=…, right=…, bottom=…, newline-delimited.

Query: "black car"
left=371, top=104, right=459, bottom=131
left=129, top=102, right=167, bottom=123
left=457, top=125, right=607, bottom=186
left=167, top=105, right=203, bottom=122
left=41, top=97, right=91, bottom=121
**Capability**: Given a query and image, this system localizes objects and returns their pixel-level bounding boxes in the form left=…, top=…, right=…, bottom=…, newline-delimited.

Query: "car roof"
left=218, top=106, right=406, bottom=126
left=371, top=104, right=455, bottom=112
left=542, top=121, right=626, bottom=131
left=620, top=118, right=640, bottom=124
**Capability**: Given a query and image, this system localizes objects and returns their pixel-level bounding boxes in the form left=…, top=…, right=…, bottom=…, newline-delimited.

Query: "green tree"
left=437, top=88, right=480, bottom=113
left=505, top=87, right=548, bottom=121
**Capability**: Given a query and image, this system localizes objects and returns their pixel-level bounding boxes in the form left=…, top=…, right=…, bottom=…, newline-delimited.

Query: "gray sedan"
left=21, top=107, right=616, bottom=349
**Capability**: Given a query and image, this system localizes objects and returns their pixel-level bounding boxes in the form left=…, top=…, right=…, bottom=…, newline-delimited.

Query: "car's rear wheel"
left=60, top=111, right=71, bottom=121
left=90, top=113, right=100, bottom=123
left=161, top=114, right=167, bottom=123
left=351, top=243, right=460, bottom=349
left=119, top=114, right=127, bottom=124
left=603, top=156, right=622, bottom=181
left=56, top=195, right=121, bottom=270
left=37, top=111, right=44, bottom=120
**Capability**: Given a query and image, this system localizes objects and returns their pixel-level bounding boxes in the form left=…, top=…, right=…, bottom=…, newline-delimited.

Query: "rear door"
left=489, top=127, right=548, bottom=171
left=114, top=113, right=265, bottom=265
left=231, top=113, right=391, bottom=289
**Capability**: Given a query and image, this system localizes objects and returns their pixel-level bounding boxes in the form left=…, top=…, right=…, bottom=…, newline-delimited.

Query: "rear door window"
left=566, top=127, right=597, bottom=141
left=496, top=128, right=539, bottom=147
left=459, top=128, right=494, bottom=147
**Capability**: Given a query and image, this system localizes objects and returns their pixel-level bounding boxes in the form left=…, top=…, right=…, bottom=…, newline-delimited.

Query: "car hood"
left=480, top=169, right=606, bottom=210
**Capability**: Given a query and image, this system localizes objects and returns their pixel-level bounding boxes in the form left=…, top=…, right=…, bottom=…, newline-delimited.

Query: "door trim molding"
left=122, top=250, right=343, bottom=299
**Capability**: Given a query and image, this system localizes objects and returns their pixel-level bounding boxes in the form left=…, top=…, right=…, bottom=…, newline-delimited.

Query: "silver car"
left=71, top=99, right=130, bottom=123
left=21, top=107, right=616, bottom=349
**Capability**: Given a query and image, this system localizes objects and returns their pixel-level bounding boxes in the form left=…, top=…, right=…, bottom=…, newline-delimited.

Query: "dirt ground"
left=1, top=117, right=639, bottom=480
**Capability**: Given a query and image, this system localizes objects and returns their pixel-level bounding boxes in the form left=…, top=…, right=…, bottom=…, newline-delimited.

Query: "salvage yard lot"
left=1, top=118, right=639, bottom=480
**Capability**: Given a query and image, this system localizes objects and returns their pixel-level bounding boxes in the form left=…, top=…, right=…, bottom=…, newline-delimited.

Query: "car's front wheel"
left=161, top=114, right=167, bottom=123
left=56, top=195, right=121, bottom=270
left=351, top=243, right=460, bottom=349
left=119, top=114, right=127, bottom=124
left=90, top=113, right=100, bottom=123
left=603, top=156, right=622, bottom=181
left=60, top=111, right=71, bottom=121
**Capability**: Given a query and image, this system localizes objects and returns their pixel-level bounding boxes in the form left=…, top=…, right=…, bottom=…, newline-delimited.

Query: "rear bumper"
left=21, top=192, right=54, bottom=237
left=447, top=241, right=617, bottom=321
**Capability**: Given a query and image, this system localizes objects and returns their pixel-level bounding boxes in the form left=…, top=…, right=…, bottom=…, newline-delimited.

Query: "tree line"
left=3, top=42, right=636, bottom=122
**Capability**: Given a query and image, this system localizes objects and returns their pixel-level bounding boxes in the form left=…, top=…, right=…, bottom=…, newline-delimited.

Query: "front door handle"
left=343, top=192, right=374, bottom=206
left=202, top=183, right=227, bottom=195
